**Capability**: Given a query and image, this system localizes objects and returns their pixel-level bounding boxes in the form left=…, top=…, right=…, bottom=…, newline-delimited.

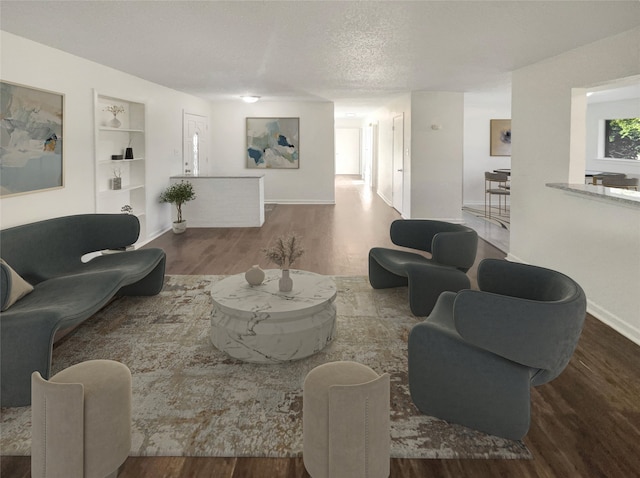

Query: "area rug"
left=0, top=275, right=530, bottom=459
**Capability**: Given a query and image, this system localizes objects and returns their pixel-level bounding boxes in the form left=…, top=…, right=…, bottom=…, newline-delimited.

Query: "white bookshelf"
left=94, top=91, right=147, bottom=244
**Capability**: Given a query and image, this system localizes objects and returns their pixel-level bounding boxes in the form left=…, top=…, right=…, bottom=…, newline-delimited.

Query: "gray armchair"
left=408, top=258, right=587, bottom=440
left=369, top=220, right=478, bottom=316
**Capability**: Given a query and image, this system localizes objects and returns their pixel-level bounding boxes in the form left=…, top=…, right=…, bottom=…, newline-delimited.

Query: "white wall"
left=585, top=98, right=640, bottom=178
left=0, top=32, right=334, bottom=235
left=510, top=27, right=640, bottom=345
left=463, top=90, right=512, bottom=207
left=0, top=31, right=211, bottom=239
left=368, top=95, right=411, bottom=208
left=208, top=101, right=335, bottom=204
left=410, top=91, right=464, bottom=221
left=368, top=92, right=465, bottom=221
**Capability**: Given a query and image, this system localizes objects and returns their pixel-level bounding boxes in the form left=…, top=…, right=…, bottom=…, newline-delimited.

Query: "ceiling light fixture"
left=346, top=112, right=356, bottom=117
left=241, top=95, right=260, bottom=103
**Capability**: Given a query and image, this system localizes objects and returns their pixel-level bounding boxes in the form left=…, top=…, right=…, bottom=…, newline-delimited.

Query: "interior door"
left=183, top=113, right=209, bottom=175
left=392, top=114, right=404, bottom=213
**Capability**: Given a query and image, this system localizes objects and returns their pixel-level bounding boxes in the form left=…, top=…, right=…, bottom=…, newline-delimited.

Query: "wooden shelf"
left=98, top=158, right=144, bottom=164
left=94, top=90, right=148, bottom=243
left=99, top=127, right=144, bottom=133
left=99, top=184, right=145, bottom=194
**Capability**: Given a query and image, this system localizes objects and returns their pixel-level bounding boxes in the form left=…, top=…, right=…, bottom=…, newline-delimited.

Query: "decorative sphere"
left=245, top=265, right=265, bottom=286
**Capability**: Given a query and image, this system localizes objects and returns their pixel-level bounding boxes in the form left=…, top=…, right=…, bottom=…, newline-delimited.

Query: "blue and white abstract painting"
left=0, top=81, right=64, bottom=197
left=247, top=117, right=299, bottom=169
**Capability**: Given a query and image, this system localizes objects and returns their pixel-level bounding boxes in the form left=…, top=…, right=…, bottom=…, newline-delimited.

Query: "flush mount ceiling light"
left=241, top=95, right=260, bottom=103
left=346, top=113, right=356, bottom=117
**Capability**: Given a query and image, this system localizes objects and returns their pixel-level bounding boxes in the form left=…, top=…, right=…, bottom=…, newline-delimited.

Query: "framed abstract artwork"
left=246, top=117, right=299, bottom=169
left=0, top=81, right=64, bottom=197
left=490, top=119, right=511, bottom=156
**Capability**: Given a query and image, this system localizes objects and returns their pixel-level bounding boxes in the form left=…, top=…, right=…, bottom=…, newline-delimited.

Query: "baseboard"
left=587, top=300, right=640, bottom=346
left=505, top=253, right=525, bottom=263
left=505, top=253, right=640, bottom=346
left=408, top=216, right=465, bottom=224
left=377, top=190, right=392, bottom=206
left=139, top=227, right=171, bottom=247
left=264, top=199, right=335, bottom=205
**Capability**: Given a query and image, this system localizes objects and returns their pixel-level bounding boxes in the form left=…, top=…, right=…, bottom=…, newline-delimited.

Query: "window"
left=192, top=131, right=199, bottom=175
left=604, top=118, right=640, bottom=160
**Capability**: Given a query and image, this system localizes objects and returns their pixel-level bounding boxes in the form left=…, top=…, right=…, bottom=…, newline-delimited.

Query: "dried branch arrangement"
left=104, top=105, right=125, bottom=115
left=262, top=233, right=305, bottom=270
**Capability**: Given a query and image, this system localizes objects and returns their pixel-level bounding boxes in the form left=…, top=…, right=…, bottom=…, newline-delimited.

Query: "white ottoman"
left=31, top=359, right=132, bottom=478
left=303, top=361, right=390, bottom=478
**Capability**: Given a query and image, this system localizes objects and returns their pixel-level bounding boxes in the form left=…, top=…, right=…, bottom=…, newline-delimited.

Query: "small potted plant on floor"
left=159, top=180, right=196, bottom=234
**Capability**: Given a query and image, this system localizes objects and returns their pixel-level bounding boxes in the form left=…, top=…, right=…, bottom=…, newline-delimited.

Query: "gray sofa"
left=0, top=214, right=166, bottom=407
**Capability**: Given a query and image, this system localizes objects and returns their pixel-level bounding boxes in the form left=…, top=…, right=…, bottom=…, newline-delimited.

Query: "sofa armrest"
left=1, top=214, right=141, bottom=283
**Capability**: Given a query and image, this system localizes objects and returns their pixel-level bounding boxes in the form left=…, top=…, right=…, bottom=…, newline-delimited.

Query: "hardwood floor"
left=3, top=176, right=639, bottom=477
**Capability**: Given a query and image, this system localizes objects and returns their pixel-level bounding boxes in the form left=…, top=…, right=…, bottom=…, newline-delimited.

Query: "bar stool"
left=591, top=172, right=625, bottom=185
left=303, top=361, right=390, bottom=478
left=485, top=172, right=510, bottom=218
left=602, top=177, right=638, bottom=190
left=31, top=360, right=132, bottom=478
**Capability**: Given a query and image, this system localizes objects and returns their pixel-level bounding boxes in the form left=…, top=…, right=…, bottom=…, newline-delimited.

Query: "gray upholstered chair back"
left=453, top=259, right=587, bottom=385
left=484, top=171, right=509, bottom=183
left=389, top=219, right=477, bottom=271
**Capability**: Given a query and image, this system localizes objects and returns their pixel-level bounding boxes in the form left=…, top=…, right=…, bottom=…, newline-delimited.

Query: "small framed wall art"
left=0, top=81, right=64, bottom=197
left=246, top=117, right=299, bottom=169
left=490, top=119, right=511, bottom=157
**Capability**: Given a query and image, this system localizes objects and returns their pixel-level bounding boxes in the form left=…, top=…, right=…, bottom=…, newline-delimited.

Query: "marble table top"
left=210, top=269, right=337, bottom=320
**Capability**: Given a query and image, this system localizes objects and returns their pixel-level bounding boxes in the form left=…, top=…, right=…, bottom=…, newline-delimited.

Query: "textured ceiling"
left=2, top=1, right=640, bottom=116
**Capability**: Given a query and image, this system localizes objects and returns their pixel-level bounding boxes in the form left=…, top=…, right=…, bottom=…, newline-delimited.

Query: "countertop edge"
left=170, top=175, right=265, bottom=179
left=546, top=183, right=640, bottom=208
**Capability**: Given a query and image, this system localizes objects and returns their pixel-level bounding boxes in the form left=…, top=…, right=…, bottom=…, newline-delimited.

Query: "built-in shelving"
left=94, top=91, right=148, bottom=245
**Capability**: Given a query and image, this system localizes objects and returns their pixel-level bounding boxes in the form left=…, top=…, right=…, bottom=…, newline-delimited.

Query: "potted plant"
left=159, top=181, right=196, bottom=234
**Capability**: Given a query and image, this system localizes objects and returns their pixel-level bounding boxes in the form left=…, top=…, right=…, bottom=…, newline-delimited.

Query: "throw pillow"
left=0, top=259, right=34, bottom=311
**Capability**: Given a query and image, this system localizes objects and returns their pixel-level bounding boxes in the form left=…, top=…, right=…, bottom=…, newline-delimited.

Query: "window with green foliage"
left=604, top=118, right=640, bottom=159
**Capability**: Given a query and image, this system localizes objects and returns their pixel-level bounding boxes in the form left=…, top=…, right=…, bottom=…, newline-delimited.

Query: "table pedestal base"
left=211, top=303, right=336, bottom=363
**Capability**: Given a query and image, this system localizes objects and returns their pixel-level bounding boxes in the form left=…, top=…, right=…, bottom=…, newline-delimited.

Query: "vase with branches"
left=263, top=233, right=305, bottom=292
left=104, top=105, right=125, bottom=128
left=112, top=168, right=122, bottom=190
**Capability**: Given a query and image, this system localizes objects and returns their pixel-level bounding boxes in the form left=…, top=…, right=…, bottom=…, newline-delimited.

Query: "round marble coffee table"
left=210, top=269, right=337, bottom=363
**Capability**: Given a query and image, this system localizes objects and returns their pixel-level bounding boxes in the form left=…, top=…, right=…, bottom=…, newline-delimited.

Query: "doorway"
left=183, top=113, right=209, bottom=176
left=335, top=128, right=361, bottom=175
left=363, top=124, right=376, bottom=189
